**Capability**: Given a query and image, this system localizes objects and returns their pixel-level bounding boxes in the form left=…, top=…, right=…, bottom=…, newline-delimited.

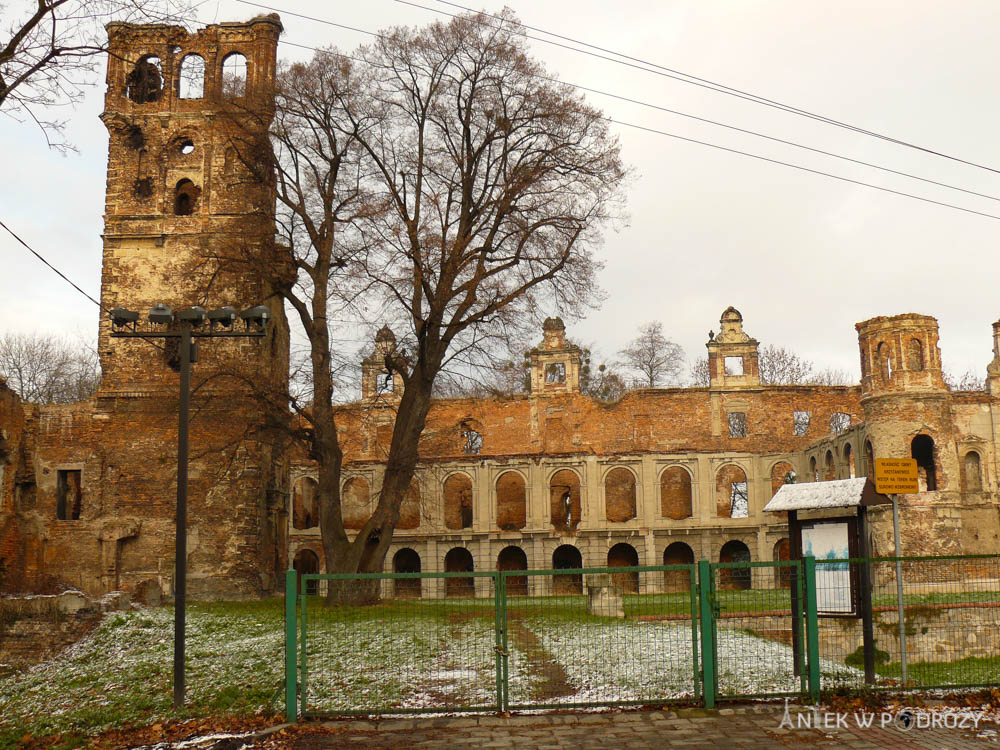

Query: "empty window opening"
left=463, top=428, right=482, bottom=455
left=715, top=464, right=748, bottom=518
left=607, top=543, right=640, bottom=593
left=293, top=548, right=320, bottom=595
left=551, top=544, right=583, bottom=594
left=126, top=56, right=162, bottom=103
left=877, top=342, right=892, bottom=382
left=719, top=540, right=752, bottom=590
left=770, top=462, right=796, bottom=498
left=810, top=456, right=818, bottom=482
left=830, top=412, right=851, bottom=434
left=496, top=471, right=526, bottom=531
left=906, top=338, right=924, bottom=372
left=173, top=178, right=199, bottom=215
left=377, top=371, right=394, bottom=393
left=662, top=542, right=694, bottom=593
left=964, top=451, right=982, bottom=491
left=392, top=548, right=421, bottom=599
left=773, top=538, right=792, bottom=586
left=660, top=466, right=692, bottom=519
left=911, top=434, right=937, bottom=491
left=397, top=481, right=421, bottom=530
left=56, top=469, right=81, bottom=520
left=292, top=476, right=318, bottom=530
left=497, top=546, right=528, bottom=596
left=545, top=362, right=566, bottom=384
left=844, top=443, right=856, bottom=478
left=724, top=356, right=744, bottom=376
left=825, top=450, right=836, bottom=481
left=178, top=139, right=195, bottom=155
left=178, top=54, right=205, bottom=99
left=793, top=411, right=811, bottom=437
left=444, top=547, right=475, bottom=597
left=864, top=441, right=875, bottom=478
left=728, top=411, right=747, bottom=438
left=604, top=467, right=636, bottom=522
left=443, top=473, right=473, bottom=530
left=341, top=476, right=370, bottom=530
left=550, top=469, right=581, bottom=532
left=221, top=52, right=248, bottom=97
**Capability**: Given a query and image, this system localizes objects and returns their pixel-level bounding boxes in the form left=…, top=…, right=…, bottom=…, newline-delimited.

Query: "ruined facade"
left=1, top=18, right=998, bottom=601
left=287, top=310, right=1000, bottom=595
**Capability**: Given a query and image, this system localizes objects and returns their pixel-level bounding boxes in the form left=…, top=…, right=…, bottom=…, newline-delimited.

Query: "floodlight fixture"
left=177, top=306, right=207, bottom=327
left=149, top=303, right=174, bottom=325
left=110, top=307, right=139, bottom=329
left=240, top=305, right=270, bottom=330
left=207, top=306, right=237, bottom=329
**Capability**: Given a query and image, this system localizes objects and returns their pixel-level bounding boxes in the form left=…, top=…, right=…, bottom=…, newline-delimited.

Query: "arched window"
left=444, top=547, right=474, bottom=597
left=877, top=342, right=892, bottom=382
left=773, top=538, right=791, bottom=586
left=221, top=52, right=248, bottom=97
left=607, top=543, right=639, bottom=593
left=342, top=476, right=370, bottom=530
left=662, top=542, right=694, bottom=592
left=810, top=456, right=818, bottom=482
left=660, top=466, right=693, bottom=519
left=864, top=440, right=875, bottom=478
left=770, top=462, right=796, bottom=498
left=964, top=451, right=982, bottom=491
left=496, top=471, right=526, bottom=531
left=906, top=338, right=924, bottom=371
left=292, top=477, right=318, bottom=530
left=393, top=548, right=421, bottom=599
left=844, top=443, right=855, bottom=478
left=825, top=450, right=836, bottom=481
left=173, top=178, right=198, bottom=215
left=497, top=546, right=528, bottom=596
left=719, top=540, right=751, bottom=590
left=443, top=473, right=473, bottom=530
left=552, top=545, right=582, bottom=594
left=549, top=469, right=581, bottom=531
left=911, top=435, right=937, bottom=491
left=127, top=55, right=162, bottom=103
left=397, top=481, right=421, bottom=530
left=178, top=54, right=205, bottom=99
left=605, top=467, right=636, bottom=522
left=716, top=464, right=748, bottom=518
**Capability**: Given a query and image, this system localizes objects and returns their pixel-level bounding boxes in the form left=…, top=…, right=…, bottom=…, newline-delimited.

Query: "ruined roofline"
left=855, top=312, right=939, bottom=331
left=105, top=13, right=282, bottom=36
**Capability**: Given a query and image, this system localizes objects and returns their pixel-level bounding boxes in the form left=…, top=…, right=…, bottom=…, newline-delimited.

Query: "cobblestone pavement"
left=258, top=705, right=999, bottom=750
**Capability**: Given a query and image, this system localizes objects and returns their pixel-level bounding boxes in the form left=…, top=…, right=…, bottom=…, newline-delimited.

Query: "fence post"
left=803, top=556, right=820, bottom=702
left=698, top=559, right=716, bottom=708
left=494, top=571, right=506, bottom=713
left=284, top=568, right=298, bottom=722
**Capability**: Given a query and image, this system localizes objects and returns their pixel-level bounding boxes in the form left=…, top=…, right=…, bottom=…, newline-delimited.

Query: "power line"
left=272, top=36, right=1000, bottom=222
left=404, top=0, right=1000, bottom=177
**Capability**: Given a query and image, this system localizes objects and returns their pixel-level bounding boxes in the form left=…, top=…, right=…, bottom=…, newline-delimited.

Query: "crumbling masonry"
left=1, top=18, right=998, bottom=600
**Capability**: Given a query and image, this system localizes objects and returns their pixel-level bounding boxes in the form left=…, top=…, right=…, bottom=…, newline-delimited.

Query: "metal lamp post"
left=109, top=303, right=270, bottom=708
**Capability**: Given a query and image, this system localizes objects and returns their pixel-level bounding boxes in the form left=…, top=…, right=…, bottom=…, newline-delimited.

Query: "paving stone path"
left=267, top=705, right=998, bottom=750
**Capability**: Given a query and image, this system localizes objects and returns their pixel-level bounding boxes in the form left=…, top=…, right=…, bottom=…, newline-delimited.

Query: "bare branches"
left=1, top=0, right=196, bottom=149
left=0, top=331, right=100, bottom=403
left=618, top=321, right=685, bottom=387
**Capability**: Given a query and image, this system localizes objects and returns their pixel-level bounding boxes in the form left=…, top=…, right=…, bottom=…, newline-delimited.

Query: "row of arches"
left=126, top=52, right=248, bottom=104
left=291, top=538, right=778, bottom=597
left=869, top=337, right=927, bottom=382
left=291, top=461, right=810, bottom=531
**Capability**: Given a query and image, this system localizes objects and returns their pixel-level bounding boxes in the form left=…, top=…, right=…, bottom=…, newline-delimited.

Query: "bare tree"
left=228, top=11, right=626, bottom=599
left=944, top=368, right=986, bottom=392
left=618, top=321, right=685, bottom=387
left=689, top=356, right=710, bottom=387
left=758, top=344, right=814, bottom=385
left=1, top=0, right=194, bottom=149
left=0, top=332, right=100, bottom=403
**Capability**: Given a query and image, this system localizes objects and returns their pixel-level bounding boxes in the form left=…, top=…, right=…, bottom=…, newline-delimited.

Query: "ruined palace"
left=1, top=17, right=999, bottom=600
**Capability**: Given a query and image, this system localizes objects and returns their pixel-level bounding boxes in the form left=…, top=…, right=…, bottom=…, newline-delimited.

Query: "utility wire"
left=273, top=36, right=1000, bottom=222
left=403, top=0, right=1000, bottom=176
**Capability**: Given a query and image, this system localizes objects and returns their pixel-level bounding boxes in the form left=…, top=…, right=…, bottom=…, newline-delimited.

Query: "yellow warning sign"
left=874, top=458, right=919, bottom=494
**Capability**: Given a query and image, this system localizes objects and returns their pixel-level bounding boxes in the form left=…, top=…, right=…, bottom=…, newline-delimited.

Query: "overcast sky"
left=3, top=0, right=999, bottom=383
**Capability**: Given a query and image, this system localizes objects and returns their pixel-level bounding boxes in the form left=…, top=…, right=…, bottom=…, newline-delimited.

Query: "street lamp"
left=110, top=302, right=270, bottom=708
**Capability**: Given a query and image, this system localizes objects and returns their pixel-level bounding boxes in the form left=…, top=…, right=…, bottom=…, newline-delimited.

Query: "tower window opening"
left=911, top=434, right=937, bottom=491
left=724, top=356, right=744, bottom=375
left=126, top=56, right=162, bottom=103
left=907, top=338, right=924, bottom=371
left=545, top=362, right=566, bottom=383
left=221, top=52, right=248, bottom=97
left=178, top=54, right=205, bottom=99
left=173, top=179, right=198, bottom=215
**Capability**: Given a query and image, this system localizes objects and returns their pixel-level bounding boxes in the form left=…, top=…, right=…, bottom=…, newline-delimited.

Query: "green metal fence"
left=283, top=554, right=1000, bottom=719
